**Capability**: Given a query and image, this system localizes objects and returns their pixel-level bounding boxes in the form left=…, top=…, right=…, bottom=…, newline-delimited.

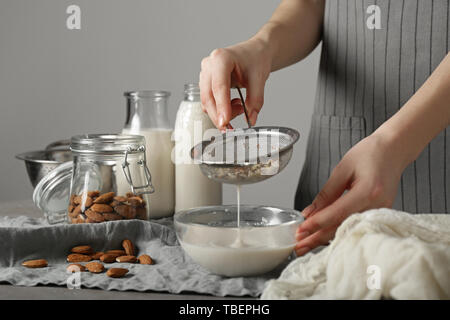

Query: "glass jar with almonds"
left=68, top=134, right=154, bottom=223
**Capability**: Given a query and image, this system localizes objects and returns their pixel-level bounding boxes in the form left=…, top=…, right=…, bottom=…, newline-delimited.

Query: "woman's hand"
left=199, top=0, right=326, bottom=130
left=295, top=133, right=407, bottom=256
left=199, top=38, right=272, bottom=130
left=295, top=52, right=450, bottom=256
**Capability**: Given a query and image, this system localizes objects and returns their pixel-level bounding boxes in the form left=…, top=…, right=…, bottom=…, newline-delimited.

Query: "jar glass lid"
left=70, top=134, right=146, bottom=154
left=33, top=161, right=104, bottom=224
left=32, top=161, right=73, bottom=224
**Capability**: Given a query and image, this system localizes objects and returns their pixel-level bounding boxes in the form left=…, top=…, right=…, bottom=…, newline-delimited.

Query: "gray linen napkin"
left=0, top=216, right=286, bottom=297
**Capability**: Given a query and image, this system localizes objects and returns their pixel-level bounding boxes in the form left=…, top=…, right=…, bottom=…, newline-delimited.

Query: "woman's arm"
left=200, top=0, right=325, bottom=129
left=374, top=53, right=450, bottom=170
left=255, top=0, right=325, bottom=72
left=295, top=53, right=450, bottom=255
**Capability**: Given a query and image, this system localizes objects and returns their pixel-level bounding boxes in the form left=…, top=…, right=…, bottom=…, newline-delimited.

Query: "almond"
left=135, top=207, right=147, bottom=220
left=71, top=245, right=93, bottom=255
left=93, top=192, right=115, bottom=204
left=91, top=203, right=113, bottom=213
left=128, top=196, right=143, bottom=207
left=87, top=190, right=100, bottom=198
left=122, top=239, right=135, bottom=256
left=106, top=268, right=129, bottom=278
left=137, top=254, right=153, bottom=265
left=22, top=259, right=48, bottom=268
left=86, top=261, right=104, bottom=273
left=126, top=192, right=135, bottom=198
left=103, top=213, right=123, bottom=221
left=71, top=216, right=85, bottom=224
left=116, top=255, right=137, bottom=263
left=68, top=204, right=75, bottom=213
left=85, top=209, right=105, bottom=222
left=68, top=205, right=82, bottom=218
left=110, top=200, right=121, bottom=207
left=114, top=196, right=127, bottom=202
left=106, top=249, right=126, bottom=256
left=90, top=252, right=104, bottom=260
left=67, top=263, right=86, bottom=273
left=70, top=194, right=76, bottom=205
left=67, top=253, right=92, bottom=263
left=115, top=205, right=136, bottom=219
left=82, top=196, right=93, bottom=208
left=73, top=195, right=82, bottom=205
left=100, top=253, right=120, bottom=263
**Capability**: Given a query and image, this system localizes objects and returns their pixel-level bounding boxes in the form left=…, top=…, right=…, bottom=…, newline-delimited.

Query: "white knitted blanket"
left=261, top=209, right=450, bottom=300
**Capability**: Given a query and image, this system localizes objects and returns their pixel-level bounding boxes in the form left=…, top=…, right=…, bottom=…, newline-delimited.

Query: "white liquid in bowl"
left=179, top=222, right=296, bottom=277
left=180, top=240, right=294, bottom=277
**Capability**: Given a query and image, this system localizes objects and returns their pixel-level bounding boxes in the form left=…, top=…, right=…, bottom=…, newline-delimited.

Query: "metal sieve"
left=191, top=126, right=300, bottom=184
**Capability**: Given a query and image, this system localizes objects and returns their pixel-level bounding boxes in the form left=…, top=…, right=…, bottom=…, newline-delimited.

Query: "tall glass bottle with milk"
left=174, top=83, right=222, bottom=212
left=121, top=91, right=175, bottom=218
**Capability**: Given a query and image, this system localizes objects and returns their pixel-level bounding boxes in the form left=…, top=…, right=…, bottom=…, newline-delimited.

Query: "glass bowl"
left=174, top=205, right=303, bottom=277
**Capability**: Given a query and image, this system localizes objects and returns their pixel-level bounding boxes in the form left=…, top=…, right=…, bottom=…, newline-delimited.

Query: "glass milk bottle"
left=121, top=91, right=175, bottom=218
left=173, top=83, right=222, bottom=212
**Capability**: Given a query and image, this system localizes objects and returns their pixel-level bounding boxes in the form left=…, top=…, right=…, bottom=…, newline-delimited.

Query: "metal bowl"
left=16, top=140, right=72, bottom=188
left=174, top=205, right=303, bottom=277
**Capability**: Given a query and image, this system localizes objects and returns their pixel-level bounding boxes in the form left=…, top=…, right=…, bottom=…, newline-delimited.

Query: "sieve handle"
left=236, top=87, right=252, bottom=129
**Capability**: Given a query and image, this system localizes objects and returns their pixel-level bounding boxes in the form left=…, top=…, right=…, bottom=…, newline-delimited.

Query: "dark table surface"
left=0, top=200, right=253, bottom=300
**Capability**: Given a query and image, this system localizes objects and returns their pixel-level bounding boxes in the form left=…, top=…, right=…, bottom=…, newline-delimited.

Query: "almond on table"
left=86, top=261, right=105, bottom=273
left=106, top=249, right=126, bottom=256
left=22, top=259, right=48, bottom=268
left=106, top=268, right=129, bottom=278
left=70, top=245, right=93, bottom=255
left=100, top=253, right=120, bottom=263
left=122, top=239, right=135, bottom=256
left=90, top=252, right=104, bottom=260
left=67, top=263, right=86, bottom=273
left=67, top=253, right=92, bottom=263
left=116, top=255, right=137, bottom=263
left=137, top=254, right=153, bottom=265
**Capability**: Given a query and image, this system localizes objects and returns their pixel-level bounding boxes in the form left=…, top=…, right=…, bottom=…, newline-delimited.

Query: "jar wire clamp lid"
left=70, top=134, right=155, bottom=195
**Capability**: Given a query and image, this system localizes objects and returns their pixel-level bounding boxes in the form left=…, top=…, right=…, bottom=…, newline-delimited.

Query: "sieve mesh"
left=191, top=127, right=300, bottom=185
left=200, top=127, right=298, bottom=165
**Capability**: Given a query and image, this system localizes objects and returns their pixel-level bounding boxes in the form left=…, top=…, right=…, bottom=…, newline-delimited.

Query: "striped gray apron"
left=295, top=0, right=450, bottom=214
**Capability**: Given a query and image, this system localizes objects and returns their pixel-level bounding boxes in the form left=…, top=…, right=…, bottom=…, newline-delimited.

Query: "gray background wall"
left=0, top=0, right=320, bottom=209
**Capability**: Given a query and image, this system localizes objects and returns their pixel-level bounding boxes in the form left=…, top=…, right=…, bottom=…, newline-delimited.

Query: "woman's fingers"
left=295, top=223, right=339, bottom=256
left=302, top=163, right=352, bottom=218
left=297, top=182, right=370, bottom=237
left=199, top=60, right=219, bottom=126
left=210, top=49, right=234, bottom=129
left=200, top=46, right=270, bottom=129
left=245, top=73, right=266, bottom=126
